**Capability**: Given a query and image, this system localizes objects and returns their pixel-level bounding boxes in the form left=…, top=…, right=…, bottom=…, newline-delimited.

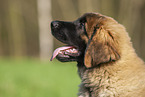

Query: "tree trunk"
left=37, top=0, right=53, bottom=60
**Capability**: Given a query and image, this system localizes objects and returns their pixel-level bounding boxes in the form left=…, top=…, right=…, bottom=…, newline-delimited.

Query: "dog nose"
left=51, top=21, right=59, bottom=28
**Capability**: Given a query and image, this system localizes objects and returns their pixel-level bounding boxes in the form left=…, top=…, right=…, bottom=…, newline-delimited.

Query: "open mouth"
left=50, top=46, right=80, bottom=61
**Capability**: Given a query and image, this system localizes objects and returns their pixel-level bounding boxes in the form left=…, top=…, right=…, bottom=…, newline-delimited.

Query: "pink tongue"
left=50, top=46, right=74, bottom=61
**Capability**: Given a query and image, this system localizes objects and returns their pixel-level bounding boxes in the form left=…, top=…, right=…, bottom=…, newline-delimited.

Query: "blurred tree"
left=78, top=0, right=93, bottom=15
left=0, top=0, right=145, bottom=61
left=57, top=0, right=78, bottom=20
left=0, top=0, right=39, bottom=57
left=8, top=0, right=26, bottom=57
left=37, top=0, right=53, bottom=60
left=117, top=0, right=145, bottom=59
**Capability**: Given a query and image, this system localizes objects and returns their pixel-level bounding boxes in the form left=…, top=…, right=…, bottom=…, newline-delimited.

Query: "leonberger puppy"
left=50, top=13, right=145, bottom=97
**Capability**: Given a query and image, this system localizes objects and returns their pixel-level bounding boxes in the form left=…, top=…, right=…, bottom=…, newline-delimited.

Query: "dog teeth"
left=70, top=49, right=73, bottom=52
left=72, top=48, right=76, bottom=50
left=59, top=51, right=63, bottom=54
left=61, top=48, right=78, bottom=54
left=66, top=50, right=70, bottom=52
left=72, top=48, right=78, bottom=53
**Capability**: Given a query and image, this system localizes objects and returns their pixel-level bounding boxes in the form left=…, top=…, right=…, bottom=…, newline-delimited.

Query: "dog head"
left=51, top=13, right=122, bottom=68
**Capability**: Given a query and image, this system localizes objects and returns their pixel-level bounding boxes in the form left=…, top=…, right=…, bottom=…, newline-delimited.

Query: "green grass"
left=0, top=59, right=80, bottom=97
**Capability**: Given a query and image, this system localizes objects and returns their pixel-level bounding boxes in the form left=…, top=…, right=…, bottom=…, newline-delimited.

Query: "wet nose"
left=51, top=21, right=59, bottom=28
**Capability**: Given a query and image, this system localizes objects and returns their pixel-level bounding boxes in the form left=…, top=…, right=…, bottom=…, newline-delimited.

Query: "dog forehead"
left=79, top=13, right=108, bottom=43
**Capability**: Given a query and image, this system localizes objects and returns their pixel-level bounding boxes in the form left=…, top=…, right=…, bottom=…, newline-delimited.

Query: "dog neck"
left=77, top=51, right=145, bottom=96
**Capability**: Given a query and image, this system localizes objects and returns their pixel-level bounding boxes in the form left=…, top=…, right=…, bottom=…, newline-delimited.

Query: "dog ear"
left=84, top=27, right=120, bottom=68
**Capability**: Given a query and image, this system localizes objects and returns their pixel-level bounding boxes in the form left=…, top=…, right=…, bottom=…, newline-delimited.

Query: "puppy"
left=51, top=13, right=145, bottom=97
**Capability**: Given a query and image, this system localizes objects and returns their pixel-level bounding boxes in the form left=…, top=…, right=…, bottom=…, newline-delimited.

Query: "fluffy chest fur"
left=78, top=57, right=145, bottom=97
left=78, top=65, right=120, bottom=97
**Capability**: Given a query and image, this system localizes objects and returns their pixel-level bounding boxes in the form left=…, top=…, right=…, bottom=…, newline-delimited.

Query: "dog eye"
left=80, top=23, right=85, bottom=26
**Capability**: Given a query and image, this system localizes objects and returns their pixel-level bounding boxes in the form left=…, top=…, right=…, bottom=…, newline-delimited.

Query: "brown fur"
left=78, top=13, right=145, bottom=97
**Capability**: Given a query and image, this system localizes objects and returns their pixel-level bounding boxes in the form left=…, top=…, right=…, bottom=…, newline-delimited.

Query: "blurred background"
left=0, top=0, right=145, bottom=97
